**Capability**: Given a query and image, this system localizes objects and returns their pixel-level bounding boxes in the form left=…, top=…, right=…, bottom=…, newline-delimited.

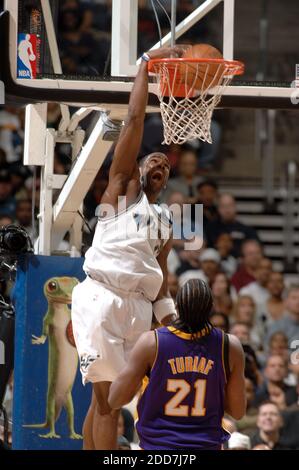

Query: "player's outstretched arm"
left=108, top=331, right=156, bottom=410
left=224, top=334, right=247, bottom=420
left=103, top=46, right=188, bottom=205
left=108, top=60, right=148, bottom=185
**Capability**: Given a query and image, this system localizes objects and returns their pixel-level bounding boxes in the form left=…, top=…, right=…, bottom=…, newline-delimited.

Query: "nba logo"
left=17, top=33, right=38, bottom=79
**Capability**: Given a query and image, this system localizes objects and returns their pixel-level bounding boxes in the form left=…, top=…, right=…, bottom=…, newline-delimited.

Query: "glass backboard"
left=1, top=0, right=299, bottom=108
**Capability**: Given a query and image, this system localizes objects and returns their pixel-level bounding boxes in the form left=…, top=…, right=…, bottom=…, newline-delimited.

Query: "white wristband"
left=141, top=52, right=151, bottom=62
left=153, top=298, right=176, bottom=323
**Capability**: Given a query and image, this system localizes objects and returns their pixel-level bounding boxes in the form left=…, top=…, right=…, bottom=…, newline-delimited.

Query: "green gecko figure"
left=24, top=276, right=82, bottom=440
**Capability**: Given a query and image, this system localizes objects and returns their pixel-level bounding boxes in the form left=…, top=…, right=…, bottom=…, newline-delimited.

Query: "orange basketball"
left=181, top=44, right=224, bottom=92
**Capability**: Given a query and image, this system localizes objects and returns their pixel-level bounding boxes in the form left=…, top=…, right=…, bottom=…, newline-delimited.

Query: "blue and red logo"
left=17, top=33, right=38, bottom=79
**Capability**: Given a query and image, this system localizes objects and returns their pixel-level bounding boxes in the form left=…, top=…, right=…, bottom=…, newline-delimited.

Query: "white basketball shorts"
left=71, top=276, right=152, bottom=384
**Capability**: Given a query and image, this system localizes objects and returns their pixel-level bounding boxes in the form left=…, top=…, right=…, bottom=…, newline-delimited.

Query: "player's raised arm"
left=108, top=60, right=148, bottom=182
left=106, top=47, right=188, bottom=197
left=224, top=334, right=247, bottom=420
left=108, top=331, right=156, bottom=410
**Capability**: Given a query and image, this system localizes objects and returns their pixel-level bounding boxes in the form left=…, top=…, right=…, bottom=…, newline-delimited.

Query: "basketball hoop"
left=148, top=58, right=244, bottom=145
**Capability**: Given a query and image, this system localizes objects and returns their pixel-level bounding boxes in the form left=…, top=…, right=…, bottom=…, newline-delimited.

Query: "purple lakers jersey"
left=136, top=326, right=230, bottom=450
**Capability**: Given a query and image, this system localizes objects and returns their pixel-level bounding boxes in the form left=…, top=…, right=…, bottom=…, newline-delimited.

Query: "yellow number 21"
left=164, top=379, right=207, bottom=417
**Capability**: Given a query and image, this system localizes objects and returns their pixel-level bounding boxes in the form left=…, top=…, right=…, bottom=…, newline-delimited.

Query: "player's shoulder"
left=226, top=333, right=245, bottom=371
left=136, top=330, right=157, bottom=367
left=226, top=333, right=243, bottom=351
left=138, top=330, right=157, bottom=348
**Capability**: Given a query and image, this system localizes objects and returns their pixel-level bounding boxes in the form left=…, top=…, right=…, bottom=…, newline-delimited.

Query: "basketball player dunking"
left=71, top=46, right=187, bottom=450
left=109, top=279, right=247, bottom=450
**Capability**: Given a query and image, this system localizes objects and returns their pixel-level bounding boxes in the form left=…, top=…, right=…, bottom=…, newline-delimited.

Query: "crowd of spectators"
left=0, top=0, right=299, bottom=451
left=160, top=164, right=299, bottom=450
left=56, top=0, right=210, bottom=76
left=1, top=100, right=299, bottom=449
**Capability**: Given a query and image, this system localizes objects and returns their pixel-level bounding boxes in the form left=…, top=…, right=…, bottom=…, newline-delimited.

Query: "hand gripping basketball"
left=145, top=45, right=189, bottom=61
left=29, top=53, right=36, bottom=61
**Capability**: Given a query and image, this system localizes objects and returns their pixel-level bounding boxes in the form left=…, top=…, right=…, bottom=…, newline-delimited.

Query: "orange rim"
left=148, top=57, right=245, bottom=76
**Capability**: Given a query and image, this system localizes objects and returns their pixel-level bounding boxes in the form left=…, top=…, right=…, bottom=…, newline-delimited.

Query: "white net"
left=150, top=60, right=243, bottom=145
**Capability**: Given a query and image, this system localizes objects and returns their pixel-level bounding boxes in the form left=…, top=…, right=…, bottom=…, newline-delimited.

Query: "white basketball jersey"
left=83, top=192, right=172, bottom=301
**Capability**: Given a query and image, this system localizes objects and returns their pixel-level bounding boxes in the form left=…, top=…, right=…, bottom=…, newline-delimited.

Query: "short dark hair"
left=265, top=354, right=286, bottom=366
left=173, top=279, right=213, bottom=337
left=138, top=152, right=168, bottom=167
left=197, top=180, right=218, bottom=192
left=209, top=311, right=230, bottom=332
left=269, top=331, right=288, bottom=345
left=16, top=199, right=32, bottom=209
left=240, top=239, right=263, bottom=257
left=258, top=400, right=281, bottom=414
left=0, top=170, right=11, bottom=183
